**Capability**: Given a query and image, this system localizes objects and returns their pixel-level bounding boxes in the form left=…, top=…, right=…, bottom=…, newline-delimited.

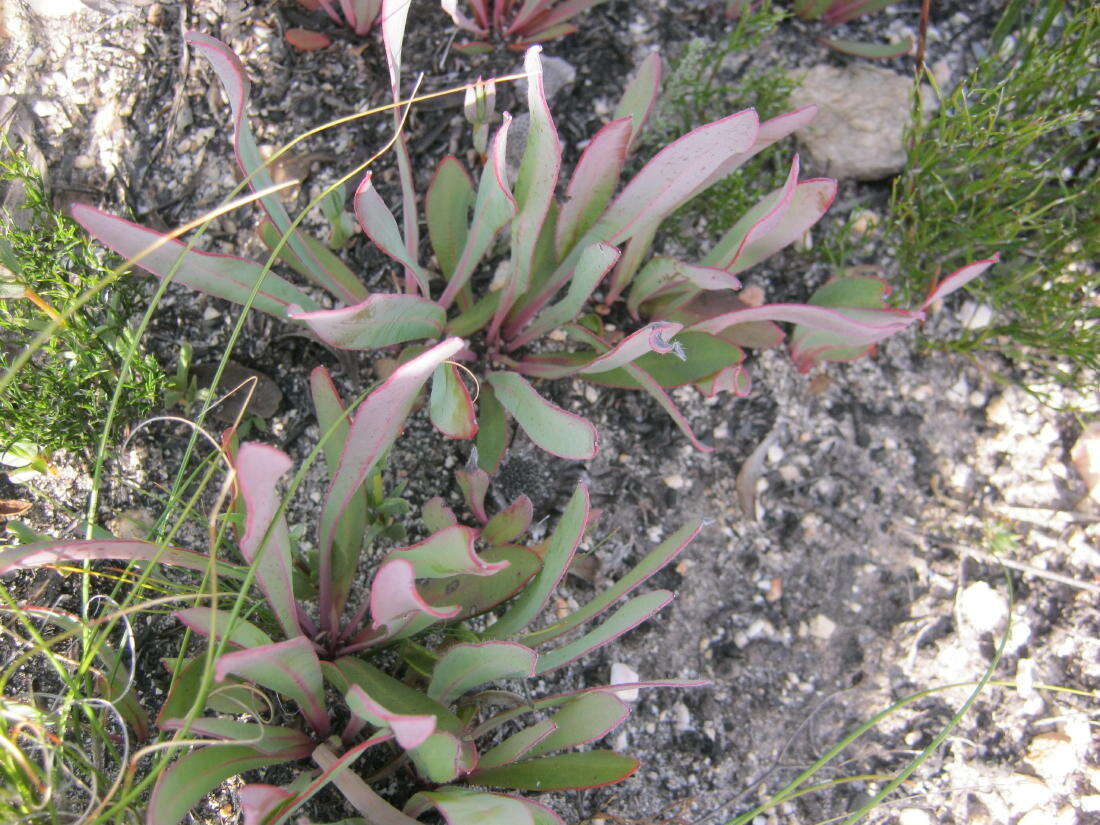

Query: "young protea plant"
left=441, top=0, right=606, bottom=53
left=286, top=1, right=383, bottom=50
left=0, top=336, right=707, bottom=824
left=73, top=34, right=994, bottom=470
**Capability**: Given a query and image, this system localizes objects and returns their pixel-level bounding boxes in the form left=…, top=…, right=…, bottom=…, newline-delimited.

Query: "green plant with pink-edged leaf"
left=71, top=32, right=996, bottom=471
left=0, top=335, right=708, bottom=824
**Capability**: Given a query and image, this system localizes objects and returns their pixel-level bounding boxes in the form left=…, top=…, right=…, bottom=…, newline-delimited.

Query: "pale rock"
left=807, top=614, right=836, bottom=642
left=960, top=300, right=995, bottom=330
left=663, top=473, right=687, bottom=490
left=957, top=581, right=1008, bottom=637
left=1027, top=731, right=1078, bottom=785
left=789, top=64, right=934, bottom=181
left=1081, top=795, right=1100, bottom=814
left=107, top=509, right=154, bottom=540
left=1004, top=773, right=1054, bottom=814
left=26, top=0, right=86, bottom=17
left=515, top=55, right=577, bottom=102
left=897, top=809, right=933, bottom=825
left=1070, top=422, right=1100, bottom=503
left=671, top=701, right=692, bottom=732
left=610, top=663, right=640, bottom=702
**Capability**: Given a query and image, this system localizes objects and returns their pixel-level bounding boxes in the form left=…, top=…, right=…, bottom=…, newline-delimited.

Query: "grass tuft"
left=0, top=147, right=165, bottom=458
left=890, top=0, right=1098, bottom=401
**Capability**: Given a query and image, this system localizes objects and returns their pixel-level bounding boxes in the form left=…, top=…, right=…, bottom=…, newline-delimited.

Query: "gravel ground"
left=1, top=2, right=1097, bottom=824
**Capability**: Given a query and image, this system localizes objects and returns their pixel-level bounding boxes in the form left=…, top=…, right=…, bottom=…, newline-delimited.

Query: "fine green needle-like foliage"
left=891, top=0, right=1098, bottom=399
left=0, top=149, right=164, bottom=457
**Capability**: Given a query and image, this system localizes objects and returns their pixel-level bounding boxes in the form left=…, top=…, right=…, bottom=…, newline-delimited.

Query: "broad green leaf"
left=703, top=155, right=801, bottom=270
left=589, top=109, right=759, bottom=245
left=186, top=33, right=366, bottom=304
left=822, top=36, right=913, bottom=59
left=345, top=685, right=436, bottom=749
left=419, top=545, right=541, bottom=620
left=713, top=179, right=837, bottom=276
left=555, top=120, right=632, bottom=259
left=613, top=51, right=663, bottom=150
left=234, top=442, right=301, bottom=639
left=536, top=590, right=674, bottom=675
left=310, top=366, right=367, bottom=601
left=508, top=243, right=620, bottom=349
left=353, top=173, right=433, bottom=295
left=215, top=637, right=329, bottom=736
left=427, top=641, right=537, bottom=704
left=522, top=692, right=629, bottom=759
left=426, top=156, right=474, bottom=280
left=386, top=525, right=506, bottom=578
left=146, top=731, right=311, bottom=825
left=368, top=558, right=459, bottom=640
left=687, top=105, right=820, bottom=204
left=257, top=218, right=367, bottom=304
left=173, top=607, right=272, bottom=649
left=697, top=364, right=752, bottom=397
left=578, top=322, right=685, bottom=375
left=325, top=658, right=460, bottom=730
left=485, top=372, right=598, bottom=460
left=421, top=497, right=458, bottom=532
left=156, top=656, right=266, bottom=724
left=824, top=0, right=894, bottom=24
left=478, top=719, right=557, bottom=769
left=482, top=495, right=533, bottom=546
left=313, top=742, right=423, bottom=825
left=289, top=294, right=444, bottom=349
left=405, top=787, right=564, bottom=825
left=489, top=47, right=562, bottom=339
left=627, top=257, right=741, bottom=318
left=475, top=384, right=510, bottom=473
left=469, top=751, right=639, bottom=791
left=0, top=538, right=243, bottom=579
left=456, top=467, right=490, bottom=523
left=921, top=257, right=999, bottom=309
left=519, top=331, right=743, bottom=388
left=71, top=205, right=321, bottom=318
left=429, top=363, right=478, bottom=439
left=405, top=730, right=468, bottom=783
left=317, top=338, right=464, bottom=631
left=522, top=519, right=703, bottom=646
left=439, top=116, right=516, bottom=308
left=238, top=736, right=388, bottom=825
left=447, top=290, right=501, bottom=337
left=486, top=485, right=589, bottom=639
left=688, top=302, right=919, bottom=343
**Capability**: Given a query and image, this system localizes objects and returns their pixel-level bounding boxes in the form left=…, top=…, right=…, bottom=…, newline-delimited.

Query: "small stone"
left=672, top=701, right=692, bottom=732
left=957, top=581, right=1008, bottom=637
left=1070, top=422, right=1100, bottom=503
left=107, top=509, right=154, bottom=540
left=789, top=64, right=935, bottom=181
left=26, top=0, right=85, bottom=16
left=73, top=154, right=95, bottom=170
left=807, top=614, right=836, bottom=642
left=1027, top=731, right=1079, bottom=784
left=663, top=473, right=687, bottom=490
left=897, top=809, right=933, bottom=825
left=514, top=55, right=577, bottom=101
left=959, top=300, right=994, bottom=329
left=610, top=663, right=640, bottom=702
